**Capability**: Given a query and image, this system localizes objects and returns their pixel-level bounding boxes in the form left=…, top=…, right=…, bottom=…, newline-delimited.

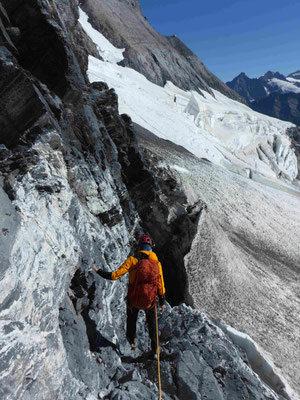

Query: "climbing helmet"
left=139, top=235, right=153, bottom=246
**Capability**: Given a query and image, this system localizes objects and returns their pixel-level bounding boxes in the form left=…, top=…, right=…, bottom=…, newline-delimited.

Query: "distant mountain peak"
left=226, top=69, right=300, bottom=125
left=261, top=71, right=286, bottom=81
left=226, top=72, right=266, bottom=103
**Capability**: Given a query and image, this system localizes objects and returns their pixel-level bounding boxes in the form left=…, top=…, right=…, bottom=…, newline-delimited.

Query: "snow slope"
left=287, top=77, right=300, bottom=84
left=79, top=8, right=297, bottom=184
left=286, top=71, right=300, bottom=85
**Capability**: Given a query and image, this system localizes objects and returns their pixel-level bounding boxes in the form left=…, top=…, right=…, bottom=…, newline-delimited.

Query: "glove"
left=92, top=264, right=113, bottom=280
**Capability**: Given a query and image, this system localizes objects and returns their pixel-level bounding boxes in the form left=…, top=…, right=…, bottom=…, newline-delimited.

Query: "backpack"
left=127, top=254, right=160, bottom=309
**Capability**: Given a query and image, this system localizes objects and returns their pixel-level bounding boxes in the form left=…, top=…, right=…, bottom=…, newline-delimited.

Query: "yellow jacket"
left=111, top=251, right=165, bottom=296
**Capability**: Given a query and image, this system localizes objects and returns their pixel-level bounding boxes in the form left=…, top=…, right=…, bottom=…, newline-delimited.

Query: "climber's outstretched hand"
left=92, top=264, right=99, bottom=272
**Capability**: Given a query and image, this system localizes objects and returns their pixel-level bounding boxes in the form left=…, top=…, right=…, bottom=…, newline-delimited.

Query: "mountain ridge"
left=227, top=70, right=300, bottom=102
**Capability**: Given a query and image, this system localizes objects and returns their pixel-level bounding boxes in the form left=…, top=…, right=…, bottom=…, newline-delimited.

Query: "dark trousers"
left=126, top=305, right=157, bottom=352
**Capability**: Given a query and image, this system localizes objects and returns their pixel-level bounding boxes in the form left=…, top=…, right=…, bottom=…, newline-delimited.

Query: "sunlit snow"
left=286, top=76, right=300, bottom=84
left=268, top=78, right=300, bottom=94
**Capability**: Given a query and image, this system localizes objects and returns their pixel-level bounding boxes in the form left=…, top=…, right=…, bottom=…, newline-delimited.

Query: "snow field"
left=88, top=55, right=297, bottom=181
left=286, top=76, right=300, bottom=84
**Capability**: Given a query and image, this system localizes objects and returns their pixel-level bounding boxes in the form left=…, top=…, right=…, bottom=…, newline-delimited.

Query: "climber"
left=92, top=234, right=166, bottom=358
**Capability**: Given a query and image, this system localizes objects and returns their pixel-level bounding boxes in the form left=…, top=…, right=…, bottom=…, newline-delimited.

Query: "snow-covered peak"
left=259, top=71, right=300, bottom=94
left=286, top=76, right=300, bottom=84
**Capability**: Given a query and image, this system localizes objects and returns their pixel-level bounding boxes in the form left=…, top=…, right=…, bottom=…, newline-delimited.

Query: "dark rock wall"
left=0, top=0, right=137, bottom=397
left=226, top=72, right=267, bottom=103
left=251, top=92, right=300, bottom=127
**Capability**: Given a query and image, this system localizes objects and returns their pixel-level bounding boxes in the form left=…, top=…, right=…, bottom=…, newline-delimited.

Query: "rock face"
left=79, top=0, right=245, bottom=102
left=251, top=92, right=300, bottom=126
left=226, top=72, right=268, bottom=103
left=0, top=0, right=136, bottom=398
left=0, top=1, right=298, bottom=400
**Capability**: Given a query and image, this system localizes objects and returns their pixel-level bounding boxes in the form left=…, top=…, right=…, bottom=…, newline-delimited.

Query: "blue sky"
left=139, top=0, right=300, bottom=82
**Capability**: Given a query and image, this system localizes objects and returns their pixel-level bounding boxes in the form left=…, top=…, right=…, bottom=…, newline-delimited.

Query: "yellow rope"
left=155, top=303, right=162, bottom=400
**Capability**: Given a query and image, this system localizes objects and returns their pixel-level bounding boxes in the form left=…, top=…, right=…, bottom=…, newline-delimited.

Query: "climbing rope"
left=155, top=303, right=162, bottom=400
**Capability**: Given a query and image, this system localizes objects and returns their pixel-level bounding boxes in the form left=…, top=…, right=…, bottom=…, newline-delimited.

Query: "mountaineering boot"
left=150, top=346, right=160, bottom=360
left=131, top=338, right=137, bottom=351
